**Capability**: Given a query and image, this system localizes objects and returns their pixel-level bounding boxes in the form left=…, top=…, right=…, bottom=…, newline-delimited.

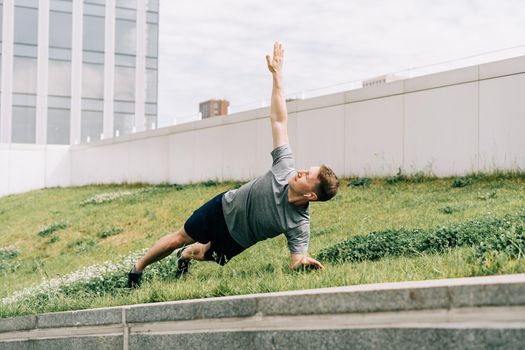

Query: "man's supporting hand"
left=290, top=253, right=325, bottom=270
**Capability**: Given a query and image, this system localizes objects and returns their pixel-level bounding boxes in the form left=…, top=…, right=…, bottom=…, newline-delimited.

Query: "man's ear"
left=304, top=192, right=318, bottom=201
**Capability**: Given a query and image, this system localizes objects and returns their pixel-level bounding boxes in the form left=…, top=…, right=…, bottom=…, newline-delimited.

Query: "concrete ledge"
left=1, top=274, right=525, bottom=349
left=404, top=65, right=479, bottom=93
left=479, top=55, right=525, bottom=80
left=36, top=308, right=123, bottom=329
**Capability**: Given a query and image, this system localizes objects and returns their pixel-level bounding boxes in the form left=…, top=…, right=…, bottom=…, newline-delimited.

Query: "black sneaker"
left=175, top=248, right=191, bottom=279
left=126, top=268, right=143, bottom=289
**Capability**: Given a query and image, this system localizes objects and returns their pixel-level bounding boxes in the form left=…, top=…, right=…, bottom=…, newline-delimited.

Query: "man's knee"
left=169, top=228, right=195, bottom=250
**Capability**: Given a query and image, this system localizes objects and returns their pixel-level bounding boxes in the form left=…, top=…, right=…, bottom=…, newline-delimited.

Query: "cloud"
left=158, top=0, right=525, bottom=125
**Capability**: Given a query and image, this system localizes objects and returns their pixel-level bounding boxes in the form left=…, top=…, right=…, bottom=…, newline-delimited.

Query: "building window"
left=146, top=23, right=158, bottom=58
left=47, top=108, right=70, bottom=144
left=114, top=113, right=134, bottom=135
left=147, top=0, right=159, bottom=13
left=82, top=63, right=104, bottom=99
left=81, top=110, right=103, bottom=143
left=115, top=19, right=136, bottom=56
left=49, top=10, right=72, bottom=49
left=14, top=6, right=38, bottom=46
left=48, top=60, right=72, bottom=97
left=13, top=56, right=37, bottom=94
left=83, top=15, right=105, bottom=52
left=116, top=0, right=137, bottom=9
left=12, top=106, right=36, bottom=143
left=145, top=10, right=158, bottom=128
left=114, top=66, right=135, bottom=101
left=81, top=2, right=105, bottom=143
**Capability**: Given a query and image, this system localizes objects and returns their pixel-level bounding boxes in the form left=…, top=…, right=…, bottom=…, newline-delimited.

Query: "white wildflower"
left=1, top=249, right=147, bottom=305
left=80, top=191, right=136, bottom=206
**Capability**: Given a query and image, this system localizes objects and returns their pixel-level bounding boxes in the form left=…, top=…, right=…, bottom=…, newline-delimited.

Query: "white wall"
left=1, top=55, right=525, bottom=196
left=0, top=144, right=70, bottom=197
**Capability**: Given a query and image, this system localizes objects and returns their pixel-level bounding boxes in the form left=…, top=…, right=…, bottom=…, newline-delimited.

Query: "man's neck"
left=287, top=187, right=309, bottom=207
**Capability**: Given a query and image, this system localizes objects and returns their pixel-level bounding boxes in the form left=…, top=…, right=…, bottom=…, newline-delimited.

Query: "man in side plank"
left=127, top=42, right=339, bottom=288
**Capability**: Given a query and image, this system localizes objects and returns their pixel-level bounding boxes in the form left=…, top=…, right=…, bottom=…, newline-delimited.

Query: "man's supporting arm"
left=266, top=42, right=289, bottom=149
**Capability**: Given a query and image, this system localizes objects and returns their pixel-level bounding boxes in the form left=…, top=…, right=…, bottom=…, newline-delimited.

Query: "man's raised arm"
left=266, top=42, right=289, bottom=149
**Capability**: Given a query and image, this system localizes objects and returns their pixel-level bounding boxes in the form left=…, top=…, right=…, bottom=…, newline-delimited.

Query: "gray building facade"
left=0, top=0, right=158, bottom=145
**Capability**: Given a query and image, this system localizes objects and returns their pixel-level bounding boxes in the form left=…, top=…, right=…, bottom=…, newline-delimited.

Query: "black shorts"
left=183, top=192, right=245, bottom=265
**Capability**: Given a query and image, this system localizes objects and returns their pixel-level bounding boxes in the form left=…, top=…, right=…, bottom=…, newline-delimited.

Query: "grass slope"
left=1, top=172, right=524, bottom=317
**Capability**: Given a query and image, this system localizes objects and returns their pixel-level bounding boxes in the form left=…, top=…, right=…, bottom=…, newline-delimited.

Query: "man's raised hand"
left=266, top=42, right=284, bottom=75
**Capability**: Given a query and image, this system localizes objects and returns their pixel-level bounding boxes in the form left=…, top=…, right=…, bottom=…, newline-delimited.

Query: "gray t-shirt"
left=222, top=144, right=310, bottom=254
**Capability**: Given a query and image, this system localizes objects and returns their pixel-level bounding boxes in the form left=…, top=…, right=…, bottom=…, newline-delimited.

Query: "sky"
left=157, top=0, right=525, bottom=126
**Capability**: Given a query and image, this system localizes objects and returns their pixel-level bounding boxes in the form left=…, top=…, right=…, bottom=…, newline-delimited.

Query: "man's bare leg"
left=134, top=227, right=195, bottom=272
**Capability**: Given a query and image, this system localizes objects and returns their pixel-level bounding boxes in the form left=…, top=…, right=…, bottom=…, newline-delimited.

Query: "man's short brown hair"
left=316, top=164, right=339, bottom=201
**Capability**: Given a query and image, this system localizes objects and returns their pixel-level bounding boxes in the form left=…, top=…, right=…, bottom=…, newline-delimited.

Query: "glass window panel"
left=50, top=0, right=72, bottom=12
left=81, top=110, right=103, bottom=142
left=13, top=44, right=38, bottom=57
left=82, top=63, right=104, bottom=99
left=82, top=50, right=104, bottom=63
left=1, top=5, right=3, bottom=42
left=84, top=0, right=105, bottom=5
left=115, top=19, right=136, bottom=55
left=48, top=96, right=71, bottom=109
left=116, top=0, right=136, bottom=9
left=145, top=115, right=157, bottom=130
left=147, top=0, right=159, bottom=12
left=48, top=60, right=71, bottom=96
left=114, top=100, right=134, bottom=113
left=12, top=106, right=36, bottom=143
left=81, top=98, right=103, bottom=111
left=83, top=15, right=105, bottom=51
left=12, top=93, right=36, bottom=106
left=47, top=108, right=70, bottom=144
left=13, top=56, right=37, bottom=94
left=145, top=57, right=158, bottom=69
left=15, top=0, right=38, bottom=8
left=146, top=12, right=158, bottom=24
left=114, top=66, right=135, bottom=101
left=115, top=54, right=135, bottom=67
left=83, top=3, right=105, bottom=16
left=14, top=6, right=38, bottom=45
left=115, top=7, right=136, bottom=20
left=49, top=47, right=71, bottom=60
left=145, top=69, right=157, bottom=103
left=145, top=103, right=157, bottom=115
left=49, top=11, right=72, bottom=48
left=146, top=23, right=158, bottom=57
left=114, top=112, right=134, bottom=136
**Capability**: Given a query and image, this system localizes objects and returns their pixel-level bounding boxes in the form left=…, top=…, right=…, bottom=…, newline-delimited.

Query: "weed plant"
left=37, top=222, right=67, bottom=237
left=97, top=227, right=123, bottom=239
left=349, top=178, right=371, bottom=187
left=0, top=248, right=20, bottom=275
left=317, top=214, right=524, bottom=268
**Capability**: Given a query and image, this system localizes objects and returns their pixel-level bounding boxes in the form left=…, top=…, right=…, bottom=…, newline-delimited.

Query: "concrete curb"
left=1, top=274, right=525, bottom=349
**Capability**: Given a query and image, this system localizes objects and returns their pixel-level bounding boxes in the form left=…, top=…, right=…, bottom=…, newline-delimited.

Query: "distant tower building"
left=199, top=99, right=229, bottom=119
left=0, top=0, right=159, bottom=145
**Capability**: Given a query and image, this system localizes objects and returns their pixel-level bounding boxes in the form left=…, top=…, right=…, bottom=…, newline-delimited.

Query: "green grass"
left=1, top=172, right=525, bottom=318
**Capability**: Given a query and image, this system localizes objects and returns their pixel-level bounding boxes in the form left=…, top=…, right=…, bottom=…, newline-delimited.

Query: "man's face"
left=289, top=166, right=321, bottom=198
